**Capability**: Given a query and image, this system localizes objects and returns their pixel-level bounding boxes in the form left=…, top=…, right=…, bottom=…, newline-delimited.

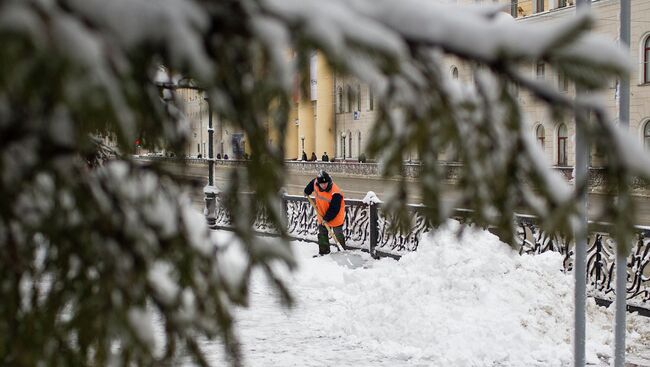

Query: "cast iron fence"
left=205, top=191, right=650, bottom=315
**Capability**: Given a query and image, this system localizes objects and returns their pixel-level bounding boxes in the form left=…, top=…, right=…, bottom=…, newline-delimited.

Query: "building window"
left=368, top=88, right=374, bottom=111
left=558, top=71, right=569, bottom=92
left=536, top=0, right=544, bottom=13
left=356, top=84, right=361, bottom=111
left=558, top=0, right=567, bottom=7
left=644, top=120, right=650, bottom=151
left=557, top=123, right=568, bottom=166
left=536, top=124, right=545, bottom=149
left=510, top=0, right=518, bottom=17
left=451, top=66, right=459, bottom=80
left=510, top=82, right=519, bottom=97
left=347, top=85, right=353, bottom=113
left=536, top=62, right=545, bottom=80
left=348, top=130, right=352, bottom=158
left=643, top=36, right=650, bottom=84
left=358, top=131, right=362, bottom=157
left=337, top=87, right=343, bottom=113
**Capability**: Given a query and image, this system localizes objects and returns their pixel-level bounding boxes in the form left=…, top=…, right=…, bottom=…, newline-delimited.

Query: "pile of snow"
left=198, top=223, right=650, bottom=366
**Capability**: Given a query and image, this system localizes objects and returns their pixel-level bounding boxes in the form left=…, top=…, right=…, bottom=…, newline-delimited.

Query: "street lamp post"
left=155, top=71, right=216, bottom=224
left=205, top=94, right=214, bottom=186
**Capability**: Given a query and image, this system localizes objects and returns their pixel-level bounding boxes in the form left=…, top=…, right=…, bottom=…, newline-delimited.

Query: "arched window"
left=644, top=120, right=650, bottom=151
left=558, top=71, right=568, bottom=92
left=348, top=130, right=352, bottom=158
left=337, top=87, right=343, bottom=113
left=347, top=85, right=353, bottom=113
left=536, top=124, right=545, bottom=149
left=356, top=84, right=361, bottom=111
left=557, top=123, right=568, bottom=166
left=451, top=66, right=459, bottom=80
left=643, top=36, right=650, bottom=83
left=536, top=62, right=545, bottom=80
left=357, top=131, right=362, bottom=157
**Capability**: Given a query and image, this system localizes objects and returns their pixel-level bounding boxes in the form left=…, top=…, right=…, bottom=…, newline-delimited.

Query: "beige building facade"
left=174, top=88, right=249, bottom=160
left=333, top=76, right=378, bottom=160
left=471, top=0, right=650, bottom=168
left=175, top=0, right=650, bottom=167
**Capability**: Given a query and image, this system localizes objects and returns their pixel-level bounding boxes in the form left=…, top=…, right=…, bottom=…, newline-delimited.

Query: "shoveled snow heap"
left=203, top=221, right=650, bottom=366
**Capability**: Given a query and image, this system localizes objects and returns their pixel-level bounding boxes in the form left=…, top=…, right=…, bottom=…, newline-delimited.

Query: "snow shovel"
left=305, top=195, right=344, bottom=251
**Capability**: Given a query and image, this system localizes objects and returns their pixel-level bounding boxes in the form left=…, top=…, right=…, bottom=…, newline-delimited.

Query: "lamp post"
left=204, top=92, right=214, bottom=186
left=155, top=69, right=216, bottom=224
left=341, top=131, right=346, bottom=160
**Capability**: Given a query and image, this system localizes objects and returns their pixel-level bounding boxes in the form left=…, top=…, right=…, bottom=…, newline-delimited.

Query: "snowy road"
left=190, top=223, right=650, bottom=367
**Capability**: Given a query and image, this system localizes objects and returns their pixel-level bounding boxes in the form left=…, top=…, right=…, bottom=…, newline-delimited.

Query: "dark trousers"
left=317, top=224, right=346, bottom=254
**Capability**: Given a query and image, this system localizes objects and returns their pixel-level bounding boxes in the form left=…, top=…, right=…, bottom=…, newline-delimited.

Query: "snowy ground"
left=187, top=222, right=650, bottom=367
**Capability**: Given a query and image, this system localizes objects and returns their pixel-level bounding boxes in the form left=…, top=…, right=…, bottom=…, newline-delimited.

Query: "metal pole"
left=369, top=200, right=378, bottom=259
left=614, top=0, right=630, bottom=365
left=574, top=0, right=590, bottom=365
left=207, top=97, right=214, bottom=186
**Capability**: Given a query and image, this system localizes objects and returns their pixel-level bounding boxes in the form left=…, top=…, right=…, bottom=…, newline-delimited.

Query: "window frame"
left=557, top=123, right=568, bottom=166
left=641, top=34, right=650, bottom=84
left=347, top=85, right=354, bottom=113
left=643, top=120, right=650, bottom=151
left=558, top=70, right=569, bottom=92
left=356, top=84, right=361, bottom=112
left=451, top=66, right=459, bottom=80
left=348, top=130, right=352, bottom=158
left=536, top=62, right=545, bottom=80
left=337, top=87, right=343, bottom=113
left=536, top=124, right=546, bottom=150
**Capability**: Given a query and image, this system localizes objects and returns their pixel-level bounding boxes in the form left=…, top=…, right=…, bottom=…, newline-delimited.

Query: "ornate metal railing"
left=206, top=192, right=433, bottom=258
left=517, top=220, right=650, bottom=310
left=205, top=190, right=650, bottom=314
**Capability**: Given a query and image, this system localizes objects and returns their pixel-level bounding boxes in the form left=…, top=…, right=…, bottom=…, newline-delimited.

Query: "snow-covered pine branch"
left=0, top=0, right=643, bottom=365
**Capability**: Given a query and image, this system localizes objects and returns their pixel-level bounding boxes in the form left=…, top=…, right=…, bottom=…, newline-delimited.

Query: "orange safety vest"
left=313, top=181, right=345, bottom=227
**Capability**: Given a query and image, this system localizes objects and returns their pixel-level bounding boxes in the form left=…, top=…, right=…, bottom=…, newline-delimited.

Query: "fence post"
left=369, top=202, right=378, bottom=259
left=281, top=191, right=288, bottom=232
left=205, top=191, right=216, bottom=227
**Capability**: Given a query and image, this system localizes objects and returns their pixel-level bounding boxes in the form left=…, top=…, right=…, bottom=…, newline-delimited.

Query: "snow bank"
left=296, top=220, right=649, bottom=366
left=195, top=225, right=649, bottom=367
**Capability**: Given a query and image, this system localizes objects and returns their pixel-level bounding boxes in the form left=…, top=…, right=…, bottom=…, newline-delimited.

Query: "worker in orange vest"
left=304, top=170, right=346, bottom=255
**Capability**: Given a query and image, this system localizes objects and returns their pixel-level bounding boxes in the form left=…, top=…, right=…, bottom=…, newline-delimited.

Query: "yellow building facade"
left=285, top=51, right=336, bottom=160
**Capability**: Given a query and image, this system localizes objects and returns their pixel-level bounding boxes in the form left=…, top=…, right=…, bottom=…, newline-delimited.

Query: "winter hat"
left=317, top=170, right=331, bottom=184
